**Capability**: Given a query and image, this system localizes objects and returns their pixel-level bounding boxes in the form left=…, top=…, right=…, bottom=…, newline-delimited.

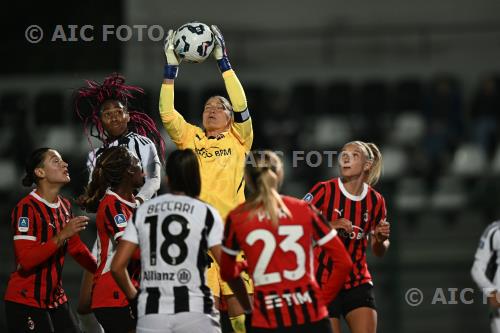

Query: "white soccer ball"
left=173, top=22, right=215, bottom=63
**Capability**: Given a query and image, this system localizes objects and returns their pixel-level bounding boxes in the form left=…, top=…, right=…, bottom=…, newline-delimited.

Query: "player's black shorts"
left=252, top=317, right=332, bottom=333
left=5, top=300, right=80, bottom=333
left=93, top=305, right=137, bottom=333
left=328, top=283, right=377, bottom=318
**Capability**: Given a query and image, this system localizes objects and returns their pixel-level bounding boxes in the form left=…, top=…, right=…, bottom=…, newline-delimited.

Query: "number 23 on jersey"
left=247, top=225, right=306, bottom=287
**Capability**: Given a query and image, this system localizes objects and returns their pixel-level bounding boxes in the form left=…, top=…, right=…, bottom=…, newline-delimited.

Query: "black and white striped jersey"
left=471, top=221, right=500, bottom=296
left=122, top=193, right=223, bottom=316
left=87, top=132, right=161, bottom=201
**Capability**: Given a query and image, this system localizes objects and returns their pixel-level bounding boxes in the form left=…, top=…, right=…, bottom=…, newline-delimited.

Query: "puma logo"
left=334, top=208, right=343, bottom=217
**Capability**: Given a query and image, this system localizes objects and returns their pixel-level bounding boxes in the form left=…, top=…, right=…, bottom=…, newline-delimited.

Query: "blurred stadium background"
left=2, top=0, right=500, bottom=331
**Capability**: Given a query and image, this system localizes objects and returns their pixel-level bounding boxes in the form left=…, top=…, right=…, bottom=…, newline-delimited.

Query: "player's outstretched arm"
left=159, top=29, right=193, bottom=146
left=212, top=25, right=253, bottom=149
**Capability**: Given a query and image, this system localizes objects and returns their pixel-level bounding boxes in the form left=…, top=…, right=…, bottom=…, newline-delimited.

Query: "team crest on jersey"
left=114, top=214, right=127, bottom=228
left=303, top=193, right=313, bottom=202
left=18, top=217, right=29, bottom=232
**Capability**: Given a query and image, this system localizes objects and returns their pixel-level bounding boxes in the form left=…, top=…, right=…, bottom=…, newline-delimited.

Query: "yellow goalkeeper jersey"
left=159, top=70, right=253, bottom=220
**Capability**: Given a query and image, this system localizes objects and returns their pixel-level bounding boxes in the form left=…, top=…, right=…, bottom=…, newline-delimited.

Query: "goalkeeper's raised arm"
left=159, top=26, right=253, bottom=150
left=211, top=24, right=253, bottom=151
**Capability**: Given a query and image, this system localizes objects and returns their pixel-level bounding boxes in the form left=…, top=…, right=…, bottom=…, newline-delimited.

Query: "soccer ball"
left=173, top=22, right=215, bottom=63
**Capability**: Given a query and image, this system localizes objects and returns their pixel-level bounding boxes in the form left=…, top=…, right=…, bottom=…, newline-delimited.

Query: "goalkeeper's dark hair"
left=243, top=150, right=291, bottom=227
left=80, top=146, right=134, bottom=213
left=74, top=73, right=166, bottom=163
left=22, top=148, right=51, bottom=187
left=166, top=149, right=201, bottom=198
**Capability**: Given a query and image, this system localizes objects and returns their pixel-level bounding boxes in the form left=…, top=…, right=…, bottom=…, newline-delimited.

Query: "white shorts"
left=137, top=312, right=221, bottom=333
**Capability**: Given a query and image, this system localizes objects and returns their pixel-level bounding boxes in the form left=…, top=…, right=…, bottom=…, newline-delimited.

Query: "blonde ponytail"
left=244, top=151, right=291, bottom=227
left=364, top=142, right=383, bottom=185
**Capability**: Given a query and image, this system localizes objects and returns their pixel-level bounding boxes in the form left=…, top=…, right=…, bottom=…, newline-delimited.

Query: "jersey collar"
left=205, top=130, right=229, bottom=140
left=30, top=190, right=61, bottom=208
left=338, top=178, right=368, bottom=202
left=106, top=189, right=137, bottom=208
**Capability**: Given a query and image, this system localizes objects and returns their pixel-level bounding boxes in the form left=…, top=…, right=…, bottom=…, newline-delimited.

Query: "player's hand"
left=211, top=25, right=232, bottom=72
left=374, top=220, right=390, bottom=243
left=211, top=25, right=227, bottom=60
left=60, top=216, right=89, bottom=240
left=164, top=29, right=180, bottom=66
left=331, top=218, right=353, bottom=233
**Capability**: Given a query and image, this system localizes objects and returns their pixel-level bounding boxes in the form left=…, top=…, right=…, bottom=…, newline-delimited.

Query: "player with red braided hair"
left=74, top=73, right=166, bottom=196
left=74, top=73, right=166, bottom=332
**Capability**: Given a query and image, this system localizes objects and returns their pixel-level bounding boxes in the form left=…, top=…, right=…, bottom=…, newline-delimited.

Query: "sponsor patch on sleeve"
left=18, top=217, right=29, bottom=232
left=114, top=214, right=127, bottom=228
left=303, top=193, right=313, bottom=203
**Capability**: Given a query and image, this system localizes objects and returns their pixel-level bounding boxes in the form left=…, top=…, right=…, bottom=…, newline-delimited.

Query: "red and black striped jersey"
left=304, top=178, right=387, bottom=290
left=5, top=191, right=95, bottom=309
left=92, top=190, right=139, bottom=309
left=221, top=196, right=338, bottom=329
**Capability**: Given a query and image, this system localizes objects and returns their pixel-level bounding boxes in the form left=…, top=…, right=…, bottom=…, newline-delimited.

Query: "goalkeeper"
left=159, top=25, right=253, bottom=333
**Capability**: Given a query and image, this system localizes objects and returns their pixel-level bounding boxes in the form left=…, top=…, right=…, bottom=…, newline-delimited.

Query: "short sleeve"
left=139, top=140, right=161, bottom=177
left=12, top=202, right=37, bottom=241
left=136, top=140, right=162, bottom=201
left=121, top=214, right=139, bottom=245
left=303, top=182, right=327, bottom=212
left=104, top=203, right=129, bottom=241
left=222, top=215, right=241, bottom=256
left=309, top=204, right=337, bottom=247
